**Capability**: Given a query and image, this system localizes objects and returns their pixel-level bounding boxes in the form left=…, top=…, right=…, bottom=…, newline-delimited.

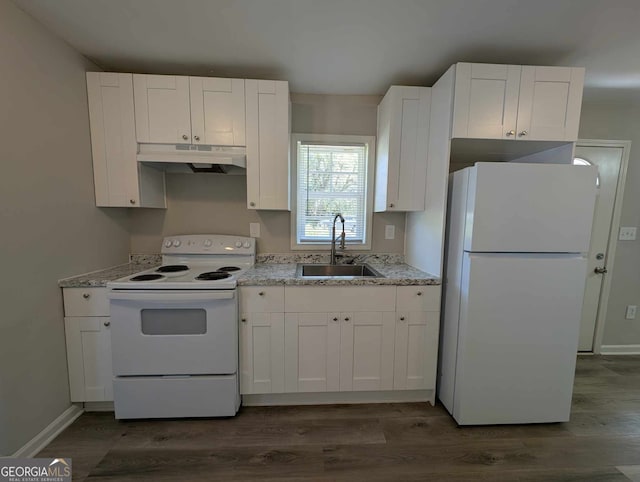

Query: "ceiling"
left=13, top=0, right=640, bottom=101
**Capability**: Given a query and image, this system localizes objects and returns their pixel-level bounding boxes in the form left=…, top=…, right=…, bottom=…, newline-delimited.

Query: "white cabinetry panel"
left=240, top=312, right=285, bottom=394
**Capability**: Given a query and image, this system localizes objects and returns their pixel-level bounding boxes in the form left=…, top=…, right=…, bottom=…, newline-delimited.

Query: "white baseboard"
left=11, top=404, right=83, bottom=458
left=600, top=345, right=640, bottom=355
left=242, top=389, right=435, bottom=407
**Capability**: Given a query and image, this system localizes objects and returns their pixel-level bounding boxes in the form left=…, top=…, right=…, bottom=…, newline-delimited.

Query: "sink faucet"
left=331, top=213, right=346, bottom=265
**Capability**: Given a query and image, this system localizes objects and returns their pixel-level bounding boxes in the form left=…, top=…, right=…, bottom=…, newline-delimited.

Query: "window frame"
left=290, top=133, right=376, bottom=251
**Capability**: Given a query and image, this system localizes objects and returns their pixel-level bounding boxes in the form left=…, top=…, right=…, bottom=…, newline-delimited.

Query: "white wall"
left=129, top=93, right=407, bottom=254
left=0, top=0, right=130, bottom=455
left=579, top=101, right=640, bottom=347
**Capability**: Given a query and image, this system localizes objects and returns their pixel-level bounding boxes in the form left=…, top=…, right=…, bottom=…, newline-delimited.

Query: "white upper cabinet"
left=452, top=63, right=584, bottom=142
left=516, top=66, right=584, bottom=141
left=86, top=72, right=166, bottom=208
left=189, top=77, right=245, bottom=146
left=134, top=74, right=246, bottom=146
left=133, top=74, right=191, bottom=144
left=245, top=79, right=290, bottom=210
left=375, top=86, right=431, bottom=212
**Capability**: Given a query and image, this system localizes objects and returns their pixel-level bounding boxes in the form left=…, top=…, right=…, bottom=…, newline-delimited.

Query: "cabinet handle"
left=417, top=291, right=422, bottom=296
left=129, top=199, right=136, bottom=205
left=333, top=317, right=339, bottom=322
left=344, top=317, right=350, bottom=322
left=194, top=135, right=200, bottom=141
left=400, top=316, right=405, bottom=321
left=182, top=134, right=188, bottom=140
left=103, top=321, right=110, bottom=327
left=249, top=202, right=256, bottom=207
left=258, top=291, right=265, bottom=296
left=82, top=293, right=91, bottom=299
left=241, top=317, right=247, bottom=323
left=518, top=130, right=528, bottom=137
left=506, top=130, right=515, bottom=136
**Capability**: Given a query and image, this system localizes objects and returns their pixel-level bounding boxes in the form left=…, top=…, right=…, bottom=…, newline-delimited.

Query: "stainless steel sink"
left=296, top=263, right=383, bottom=278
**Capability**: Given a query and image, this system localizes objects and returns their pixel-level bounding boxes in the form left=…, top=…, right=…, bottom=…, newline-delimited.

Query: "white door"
left=463, top=163, right=598, bottom=253
left=516, top=66, right=584, bottom=142
left=455, top=253, right=587, bottom=424
left=393, top=311, right=439, bottom=390
left=190, top=77, right=245, bottom=146
left=239, top=312, right=285, bottom=394
left=576, top=145, right=625, bottom=351
left=133, top=74, right=191, bottom=144
left=284, top=313, right=340, bottom=392
left=340, top=312, right=395, bottom=391
left=452, top=63, right=521, bottom=139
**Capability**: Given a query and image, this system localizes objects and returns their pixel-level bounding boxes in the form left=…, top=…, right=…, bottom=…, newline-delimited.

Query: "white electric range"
left=107, top=234, right=255, bottom=419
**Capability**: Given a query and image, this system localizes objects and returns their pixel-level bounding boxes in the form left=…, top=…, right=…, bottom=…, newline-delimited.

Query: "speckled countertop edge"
left=58, top=260, right=161, bottom=288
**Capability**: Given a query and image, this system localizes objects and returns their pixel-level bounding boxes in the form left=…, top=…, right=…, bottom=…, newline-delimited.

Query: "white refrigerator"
left=440, top=162, right=598, bottom=425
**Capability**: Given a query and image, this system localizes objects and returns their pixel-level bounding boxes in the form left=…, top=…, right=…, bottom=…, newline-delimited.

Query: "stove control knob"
left=243, top=241, right=251, bottom=248
left=235, top=241, right=242, bottom=248
left=204, top=239, right=212, bottom=247
left=173, top=239, right=182, bottom=247
left=164, top=240, right=172, bottom=248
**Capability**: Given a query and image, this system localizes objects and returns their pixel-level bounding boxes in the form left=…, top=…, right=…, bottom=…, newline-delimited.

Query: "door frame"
left=576, top=139, right=631, bottom=354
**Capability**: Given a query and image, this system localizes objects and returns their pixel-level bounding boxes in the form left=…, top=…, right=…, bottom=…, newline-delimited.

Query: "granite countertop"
left=237, top=262, right=440, bottom=286
left=58, top=255, right=161, bottom=288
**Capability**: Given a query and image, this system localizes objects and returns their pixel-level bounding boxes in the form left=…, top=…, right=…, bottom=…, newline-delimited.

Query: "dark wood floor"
left=39, top=356, right=640, bottom=481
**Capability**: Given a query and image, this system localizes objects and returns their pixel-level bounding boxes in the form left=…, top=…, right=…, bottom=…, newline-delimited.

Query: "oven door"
left=108, top=290, right=237, bottom=376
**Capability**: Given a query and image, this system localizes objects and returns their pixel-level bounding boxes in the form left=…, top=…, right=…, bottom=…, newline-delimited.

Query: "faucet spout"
left=330, top=213, right=346, bottom=265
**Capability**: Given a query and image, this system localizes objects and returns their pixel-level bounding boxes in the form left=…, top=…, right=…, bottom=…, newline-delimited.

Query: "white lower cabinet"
left=239, top=285, right=441, bottom=397
left=63, top=287, right=114, bottom=402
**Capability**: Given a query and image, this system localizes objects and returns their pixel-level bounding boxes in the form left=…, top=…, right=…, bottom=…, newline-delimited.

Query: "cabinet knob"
left=333, top=317, right=339, bottom=322
left=400, top=316, right=405, bottom=321
left=103, top=321, right=110, bottom=327
left=594, top=267, right=608, bottom=275
left=344, top=317, right=350, bottom=322
left=82, top=293, right=90, bottom=299
left=182, top=134, right=188, bottom=140
left=389, top=203, right=395, bottom=208
left=258, top=291, right=265, bottom=296
left=194, top=135, right=200, bottom=141
left=249, top=202, right=256, bottom=207
left=506, top=130, right=515, bottom=136
left=518, top=130, right=528, bottom=137
left=241, top=317, right=247, bottom=323
left=417, top=291, right=422, bottom=296
left=129, top=199, right=136, bottom=205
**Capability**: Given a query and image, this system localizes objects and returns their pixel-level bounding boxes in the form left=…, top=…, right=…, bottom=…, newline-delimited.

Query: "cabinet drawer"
left=285, top=286, right=396, bottom=313
left=396, top=286, right=441, bottom=312
left=63, top=288, right=109, bottom=317
left=239, top=287, right=284, bottom=313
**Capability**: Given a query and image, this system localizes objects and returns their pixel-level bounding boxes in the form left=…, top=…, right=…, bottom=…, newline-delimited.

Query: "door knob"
left=103, top=321, right=110, bottom=327
left=518, top=130, right=528, bottom=137
left=194, top=135, right=200, bottom=141
left=594, top=267, right=608, bottom=274
left=182, top=134, right=188, bottom=140
left=506, top=130, right=515, bottom=136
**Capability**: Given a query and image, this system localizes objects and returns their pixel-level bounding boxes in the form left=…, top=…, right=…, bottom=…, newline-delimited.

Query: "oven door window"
left=141, top=309, right=207, bottom=335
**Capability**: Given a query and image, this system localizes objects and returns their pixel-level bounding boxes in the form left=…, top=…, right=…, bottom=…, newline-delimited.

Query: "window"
left=291, top=134, right=375, bottom=249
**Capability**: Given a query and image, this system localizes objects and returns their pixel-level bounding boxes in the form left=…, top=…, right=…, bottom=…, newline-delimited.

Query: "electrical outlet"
left=249, top=223, right=260, bottom=238
left=385, top=225, right=395, bottom=240
left=626, top=305, right=637, bottom=320
left=619, top=227, right=637, bottom=241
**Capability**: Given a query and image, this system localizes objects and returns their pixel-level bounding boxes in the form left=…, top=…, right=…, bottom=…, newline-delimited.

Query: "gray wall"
left=579, top=101, right=640, bottom=347
left=0, top=0, right=130, bottom=455
left=129, top=93, right=406, bottom=254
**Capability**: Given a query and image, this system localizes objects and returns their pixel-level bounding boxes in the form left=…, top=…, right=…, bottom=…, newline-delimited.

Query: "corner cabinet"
left=86, top=73, right=166, bottom=208
left=245, top=80, right=290, bottom=210
left=452, top=63, right=584, bottom=142
left=375, top=86, right=431, bottom=212
left=62, top=288, right=113, bottom=402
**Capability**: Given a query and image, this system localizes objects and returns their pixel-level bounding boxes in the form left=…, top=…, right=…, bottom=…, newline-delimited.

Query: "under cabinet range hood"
left=137, top=143, right=247, bottom=174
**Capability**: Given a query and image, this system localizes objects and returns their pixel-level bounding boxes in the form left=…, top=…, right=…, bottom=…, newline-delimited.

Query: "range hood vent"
left=137, top=143, right=246, bottom=174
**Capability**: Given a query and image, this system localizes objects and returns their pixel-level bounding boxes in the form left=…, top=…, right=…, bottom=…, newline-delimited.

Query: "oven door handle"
left=108, top=290, right=235, bottom=302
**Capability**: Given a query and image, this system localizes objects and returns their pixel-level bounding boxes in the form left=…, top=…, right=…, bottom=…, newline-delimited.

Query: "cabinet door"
left=245, top=79, right=290, bottom=210
left=340, top=312, right=395, bottom=391
left=239, top=312, right=285, bottom=394
left=452, top=63, right=521, bottom=140
left=64, top=317, right=113, bottom=402
left=284, top=313, right=340, bottom=392
left=133, top=74, right=191, bottom=144
left=393, top=311, right=439, bottom=390
left=190, top=77, right=245, bottom=146
left=516, top=66, right=584, bottom=141
left=376, top=87, right=430, bottom=212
